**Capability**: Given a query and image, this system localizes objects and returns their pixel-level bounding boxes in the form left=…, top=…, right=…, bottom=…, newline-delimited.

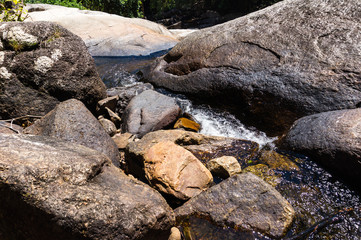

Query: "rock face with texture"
left=126, top=130, right=258, bottom=181
left=0, top=21, right=106, bottom=119
left=107, top=82, right=154, bottom=117
left=279, top=108, right=361, bottom=189
left=24, top=99, right=120, bottom=167
left=144, top=141, right=213, bottom=201
left=0, top=133, right=175, bottom=240
left=26, top=4, right=180, bottom=56
left=206, top=156, right=241, bottom=178
left=143, top=0, right=361, bottom=135
left=175, top=173, right=295, bottom=238
left=122, top=90, right=181, bottom=137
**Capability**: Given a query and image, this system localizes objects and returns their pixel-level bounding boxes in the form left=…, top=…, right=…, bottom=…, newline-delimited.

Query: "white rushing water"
left=175, top=97, right=277, bottom=148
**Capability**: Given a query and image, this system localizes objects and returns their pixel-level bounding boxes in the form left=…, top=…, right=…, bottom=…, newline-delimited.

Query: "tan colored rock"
left=144, top=141, right=213, bottom=201
left=112, top=132, right=135, bottom=150
left=173, top=117, right=201, bottom=132
left=206, top=156, right=241, bottom=178
left=168, top=227, right=181, bottom=240
left=98, top=117, right=117, bottom=137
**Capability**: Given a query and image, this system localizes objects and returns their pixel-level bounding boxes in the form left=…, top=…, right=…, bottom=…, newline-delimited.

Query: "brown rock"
left=175, top=173, right=295, bottom=238
left=206, top=156, right=241, bottom=178
left=144, top=141, right=213, bottom=201
left=125, top=130, right=258, bottom=181
left=112, top=132, right=135, bottom=150
left=173, top=117, right=200, bottom=132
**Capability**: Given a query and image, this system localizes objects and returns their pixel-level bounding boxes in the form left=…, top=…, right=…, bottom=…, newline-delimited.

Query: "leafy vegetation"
left=0, top=0, right=28, bottom=21
left=26, top=0, right=86, bottom=9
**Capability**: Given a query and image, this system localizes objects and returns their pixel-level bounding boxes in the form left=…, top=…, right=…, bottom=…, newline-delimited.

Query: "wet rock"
left=126, top=130, right=258, bottom=181
left=107, top=82, right=154, bottom=116
left=0, top=122, right=23, bottom=134
left=0, top=22, right=106, bottom=120
left=175, top=172, right=295, bottom=238
left=279, top=108, right=361, bottom=190
left=98, top=116, right=117, bottom=137
left=243, top=164, right=281, bottom=187
left=122, top=90, right=181, bottom=137
left=173, top=117, right=200, bottom=132
left=143, top=0, right=361, bottom=136
left=24, top=99, right=120, bottom=167
left=112, top=132, right=135, bottom=150
left=206, top=156, right=241, bottom=179
left=259, top=150, right=299, bottom=172
left=144, top=141, right=213, bottom=201
left=26, top=4, right=180, bottom=56
left=0, top=133, right=175, bottom=240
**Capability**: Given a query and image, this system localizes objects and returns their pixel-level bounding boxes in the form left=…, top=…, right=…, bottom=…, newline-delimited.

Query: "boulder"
left=143, top=0, right=361, bottom=135
left=0, top=21, right=106, bottom=120
left=25, top=4, right=180, bottom=56
left=121, top=90, right=181, bottom=137
left=126, top=130, right=258, bottom=181
left=279, top=108, right=361, bottom=189
left=175, top=172, right=295, bottom=238
left=107, top=82, right=154, bottom=117
left=24, top=99, right=120, bottom=167
left=0, top=133, right=175, bottom=240
left=144, top=141, right=213, bottom=201
left=206, top=156, right=241, bottom=178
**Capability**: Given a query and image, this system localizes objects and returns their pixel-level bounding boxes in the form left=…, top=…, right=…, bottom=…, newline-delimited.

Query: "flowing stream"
left=94, top=55, right=361, bottom=240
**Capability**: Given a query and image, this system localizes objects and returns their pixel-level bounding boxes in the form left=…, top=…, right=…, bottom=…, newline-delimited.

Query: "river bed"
left=94, top=55, right=361, bottom=240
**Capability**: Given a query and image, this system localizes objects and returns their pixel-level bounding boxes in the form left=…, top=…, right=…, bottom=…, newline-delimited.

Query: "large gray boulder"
left=25, top=4, right=180, bottom=56
left=121, top=90, right=181, bottom=137
left=279, top=108, right=361, bottom=190
left=0, top=133, right=175, bottom=240
left=0, top=21, right=106, bottom=120
left=143, top=0, right=361, bottom=135
left=24, top=99, right=120, bottom=167
left=175, top=173, right=295, bottom=238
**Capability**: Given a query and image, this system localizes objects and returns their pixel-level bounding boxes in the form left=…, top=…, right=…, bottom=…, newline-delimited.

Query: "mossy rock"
left=243, top=164, right=281, bottom=187
left=259, top=150, right=300, bottom=172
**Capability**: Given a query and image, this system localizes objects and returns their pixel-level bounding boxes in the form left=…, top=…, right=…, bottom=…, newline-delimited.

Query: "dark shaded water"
left=94, top=56, right=361, bottom=240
